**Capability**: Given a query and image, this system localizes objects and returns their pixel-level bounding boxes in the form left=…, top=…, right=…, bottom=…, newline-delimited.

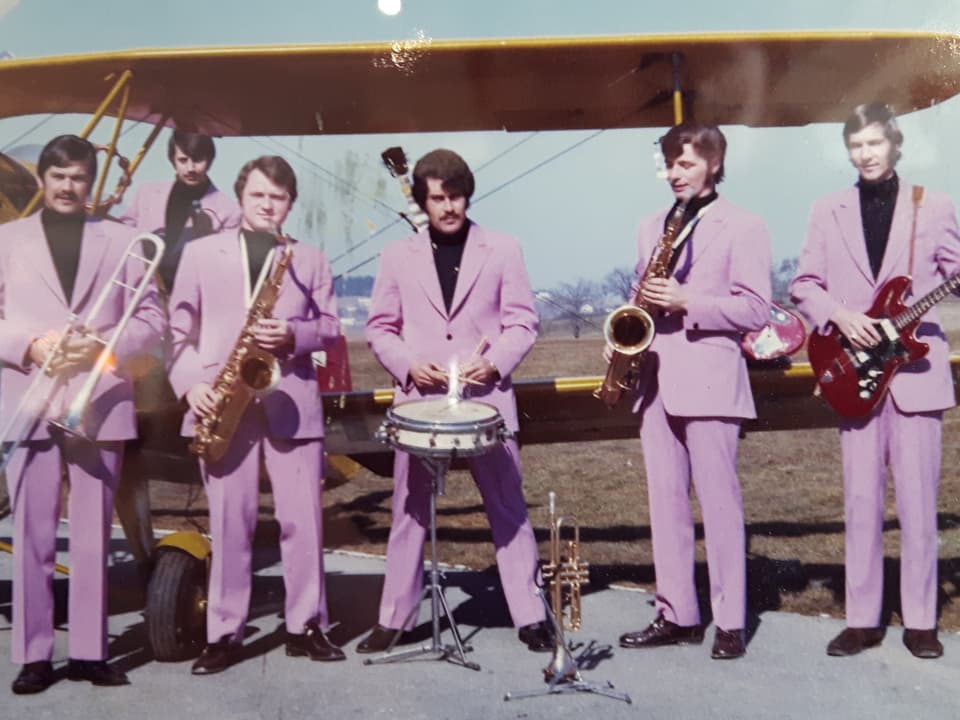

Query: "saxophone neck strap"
left=239, top=231, right=279, bottom=309
left=668, top=201, right=713, bottom=264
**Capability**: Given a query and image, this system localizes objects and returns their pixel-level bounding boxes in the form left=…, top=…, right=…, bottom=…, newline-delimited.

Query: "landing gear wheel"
left=146, top=549, right=206, bottom=661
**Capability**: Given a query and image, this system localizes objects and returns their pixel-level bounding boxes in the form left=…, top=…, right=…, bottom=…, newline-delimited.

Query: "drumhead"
left=390, top=398, right=500, bottom=425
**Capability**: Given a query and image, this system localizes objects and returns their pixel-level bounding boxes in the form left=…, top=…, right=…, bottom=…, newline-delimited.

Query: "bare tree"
left=771, top=257, right=799, bottom=305
left=603, top=266, right=636, bottom=303
left=545, top=278, right=602, bottom=338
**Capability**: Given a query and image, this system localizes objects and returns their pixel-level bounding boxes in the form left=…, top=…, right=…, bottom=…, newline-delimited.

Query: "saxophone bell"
left=602, top=304, right=655, bottom=356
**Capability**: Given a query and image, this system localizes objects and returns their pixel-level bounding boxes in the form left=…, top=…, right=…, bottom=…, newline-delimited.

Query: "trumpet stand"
left=363, top=455, right=480, bottom=671
left=505, top=492, right=631, bottom=703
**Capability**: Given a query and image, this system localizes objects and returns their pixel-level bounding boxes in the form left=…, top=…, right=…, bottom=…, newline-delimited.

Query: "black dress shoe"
left=619, top=614, right=704, bottom=649
left=356, top=624, right=408, bottom=654
left=517, top=620, right=555, bottom=653
left=826, top=627, right=884, bottom=656
left=11, top=661, right=55, bottom=695
left=65, top=659, right=130, bottom=686
left=286, top=620, right=346, bottom=661
left=711, top=628, right=746, bottom=659
left=191, top=638, right=240, bottom=675
left=903, top=629, right=943, bottom=659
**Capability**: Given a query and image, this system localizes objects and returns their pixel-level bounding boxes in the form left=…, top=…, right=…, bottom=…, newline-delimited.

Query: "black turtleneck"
left=242, top=229, right=279, bottom=294
left=430, top=219, right=471, bottom=311
left=664, top=190, right=718, bottom=275
left=40, top=208, right=84, bottom=304
left=859, top=173, right=899, bottom=278
left=159, top=179, right=211, bottom=292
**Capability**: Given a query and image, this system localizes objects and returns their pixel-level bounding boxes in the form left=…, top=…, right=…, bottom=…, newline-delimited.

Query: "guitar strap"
left=908, top=185, right=925, bottom=280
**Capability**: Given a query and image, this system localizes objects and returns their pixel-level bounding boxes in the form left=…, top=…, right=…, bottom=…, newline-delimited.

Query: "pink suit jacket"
left=0, top=213, right=165, bottom=440
left=791, top=182, right=960, bottom=413
left=118, top=179, right=241, bottom=239
left=634, top=196, right=772, bottom=419
left=365, top=223, right=538, bottom=431
left=167, top=230, right=340, bottom=439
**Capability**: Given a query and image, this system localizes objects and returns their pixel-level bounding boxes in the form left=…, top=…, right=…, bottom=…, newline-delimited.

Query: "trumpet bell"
left=602, top=304, right=655, bottom=356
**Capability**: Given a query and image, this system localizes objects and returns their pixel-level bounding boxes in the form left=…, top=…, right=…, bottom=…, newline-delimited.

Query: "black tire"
left=146, top=549, right=207, bottom=661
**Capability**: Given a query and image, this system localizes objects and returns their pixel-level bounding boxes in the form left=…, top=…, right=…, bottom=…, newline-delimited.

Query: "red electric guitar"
left=740, top=302, right=807, bottom=361
left=807, top=273, right=960, bottom=418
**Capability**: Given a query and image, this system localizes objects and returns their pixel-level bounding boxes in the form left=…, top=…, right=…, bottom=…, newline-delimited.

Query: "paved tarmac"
left=1, top=517, right=958, bottom=720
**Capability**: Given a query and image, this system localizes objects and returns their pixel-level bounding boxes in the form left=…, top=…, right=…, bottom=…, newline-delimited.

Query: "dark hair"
left=411, top=149, right=475, bottom=209
left=167, top=131, right=216, bottom=164
left=842, top=103, right=903, bottom=161
left=37, top=134, right=97, bottom=180
left=660, top=122, right=727, bottom=184
left=234, top=155, right=298, bottom=203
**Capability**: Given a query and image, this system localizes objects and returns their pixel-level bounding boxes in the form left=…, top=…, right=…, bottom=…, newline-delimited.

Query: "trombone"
left=0, top=232, right=164, bottom=487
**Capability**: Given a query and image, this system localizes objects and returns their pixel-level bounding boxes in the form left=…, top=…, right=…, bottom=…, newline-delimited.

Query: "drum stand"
left=364, top=455, right=480, bottom=671
left=504, top=590, right=631, bottom=703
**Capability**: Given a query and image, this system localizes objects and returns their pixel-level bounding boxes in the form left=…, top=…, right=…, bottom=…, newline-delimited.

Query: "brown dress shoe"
left=286, top=620, right=346, bottom=661
left=826, top=627, right=884, bottom=656
left=191, top=638, right=240, bottom=675
left=711, top=628, right=746, bottom=659
left=11, top=661, right=55, bottom=695
left=356, top=624, right=408, bottom=654
left=619, top=614, right=704, bottom=649
left=517, top=620, right=555, bottom=652
left=903, top=629, right=943, bottom=659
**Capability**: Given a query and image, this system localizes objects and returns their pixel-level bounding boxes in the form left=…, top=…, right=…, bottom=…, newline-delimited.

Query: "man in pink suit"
left=117, top=132, right=242, bottom=565
left=119, top=131, right=241, bottom=293
left=617, top=123, right=771, bottom=660
left=168, top=155, right=344, bottom=674
left=0, top=135, right=164, bottom=693
left=791, top=103, right=959, bottom=659
left=360, top=149, right=552, bottom=653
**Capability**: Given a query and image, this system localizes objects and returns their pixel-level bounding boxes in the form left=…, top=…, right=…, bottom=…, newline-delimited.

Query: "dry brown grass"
left=149, top=322, right=960, bottom=631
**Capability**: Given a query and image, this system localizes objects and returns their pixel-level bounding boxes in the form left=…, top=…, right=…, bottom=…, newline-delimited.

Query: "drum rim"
left=387, top=398, right=502, bottom=433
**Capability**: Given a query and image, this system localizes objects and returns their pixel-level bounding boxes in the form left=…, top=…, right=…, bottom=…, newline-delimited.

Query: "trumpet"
left=0, top=232, right=164, bottom=480
left=542, top=491, right=589, bottom=633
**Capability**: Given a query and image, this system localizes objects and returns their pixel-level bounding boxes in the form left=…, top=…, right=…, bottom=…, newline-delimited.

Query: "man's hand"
left=31, top=329, right=102, bottom=374
left=409, top=361, right=448, bottom=392
left=253, top=318, right=293, bottom=353
left=830, top=307, right=882, bottom=349
left=459, top=356, right=499, bottom=384
left=641, top=277, right=687, bottom=312
left=187, top=382, right=221, bottom=419
left=28, top=331, right=59, bottom=369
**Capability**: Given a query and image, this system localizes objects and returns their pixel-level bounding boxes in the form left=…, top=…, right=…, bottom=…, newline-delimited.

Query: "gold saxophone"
left=189, top=234, right=294, bottom=463
left=594, top=199, right=689, bottom=408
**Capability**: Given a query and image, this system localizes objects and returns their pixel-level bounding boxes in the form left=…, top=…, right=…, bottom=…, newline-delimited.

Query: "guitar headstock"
left=381, top=147, right=409, bottom=178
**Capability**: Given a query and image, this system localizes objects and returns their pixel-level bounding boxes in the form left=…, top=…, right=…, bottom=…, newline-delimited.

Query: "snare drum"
left=378, top=398, right=507, bottom=458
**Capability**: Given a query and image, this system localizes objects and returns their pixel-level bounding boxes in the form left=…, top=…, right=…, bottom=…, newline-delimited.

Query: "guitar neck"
left=397, top=176, right=429, bottom=232
left=894, top=272, right=960, bottom=329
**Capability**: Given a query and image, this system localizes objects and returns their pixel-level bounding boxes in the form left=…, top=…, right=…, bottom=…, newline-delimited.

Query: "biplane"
left=2, top=30, right=960, bottom=660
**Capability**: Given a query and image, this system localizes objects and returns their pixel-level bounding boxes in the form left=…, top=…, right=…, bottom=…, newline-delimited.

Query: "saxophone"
left=189, top=234, right=294, bottom=463
left=594, top=199, right=689, bottom=408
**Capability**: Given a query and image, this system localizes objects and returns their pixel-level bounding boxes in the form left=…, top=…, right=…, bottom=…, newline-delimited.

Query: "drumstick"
left=440, top=371, right=485, bottom=387
left=472, top=336, right=490, bottom=359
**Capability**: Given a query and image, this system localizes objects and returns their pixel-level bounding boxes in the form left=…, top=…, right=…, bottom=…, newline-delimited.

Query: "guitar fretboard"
left=894, top=272, right=960, bottom=329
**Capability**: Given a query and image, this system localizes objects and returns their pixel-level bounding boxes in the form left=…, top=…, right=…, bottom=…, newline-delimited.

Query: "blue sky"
left=2, top=1, right=960, bottom=289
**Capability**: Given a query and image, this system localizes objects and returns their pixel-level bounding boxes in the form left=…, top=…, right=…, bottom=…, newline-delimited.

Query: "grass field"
left=149, top=311, right=960, bottom=633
